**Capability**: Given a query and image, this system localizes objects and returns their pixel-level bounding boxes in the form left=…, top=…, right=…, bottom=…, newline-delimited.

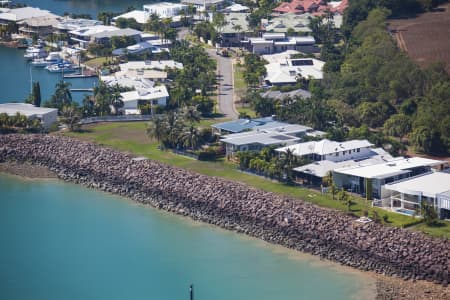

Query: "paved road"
left=207, top=49, right=239, bottom=119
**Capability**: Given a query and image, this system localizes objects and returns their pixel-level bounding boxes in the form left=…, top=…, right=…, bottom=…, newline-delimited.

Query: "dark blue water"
left=0, top=174, right=375, bottom=299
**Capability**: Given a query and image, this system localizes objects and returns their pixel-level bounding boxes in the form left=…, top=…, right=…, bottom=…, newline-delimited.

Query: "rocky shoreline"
left=1, top=134, right=449, bottom=298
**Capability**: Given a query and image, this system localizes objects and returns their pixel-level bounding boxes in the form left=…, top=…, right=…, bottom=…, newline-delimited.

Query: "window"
left=357, top=148, right=360, bottom=152
left=343, top=151, right=347, bottom=155
left=335, top=152, right=339, bottom=157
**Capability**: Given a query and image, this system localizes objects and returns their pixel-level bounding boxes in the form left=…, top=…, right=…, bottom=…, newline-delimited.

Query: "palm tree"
left=49, top=80, right=72, bottom=110
left=181, top=125, right=200, bottom=150
left=281, top=148, right=298, bottom=183
left=111, top=90, right=123, bottom=115
left=182, top=106, right=201, bottom=124
left=146, top=115, right=168, bottom=142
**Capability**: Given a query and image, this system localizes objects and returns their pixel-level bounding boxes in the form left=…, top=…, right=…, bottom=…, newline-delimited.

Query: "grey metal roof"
left=261, top=88, right=311, bottom=100
left=92, top=28, right=142, bottom=39
left=212, top=118, right=266, bottom=133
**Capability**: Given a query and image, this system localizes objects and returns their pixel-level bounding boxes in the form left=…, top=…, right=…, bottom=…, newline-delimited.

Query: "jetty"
left=64, top=73, right=97, bottom=79
left=70, top=88, right=94, bottom=92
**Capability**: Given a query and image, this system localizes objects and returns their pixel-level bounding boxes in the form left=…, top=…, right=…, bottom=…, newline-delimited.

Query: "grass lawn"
left=83, top=57, right=111, bottom=69
left=233, top=63, right=257, bottom=118
left=62, top=121, right=449, bottom=239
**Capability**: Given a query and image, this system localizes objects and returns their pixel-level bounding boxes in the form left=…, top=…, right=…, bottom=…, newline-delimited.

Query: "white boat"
left=45, top=62, right=80, bottom=73
left=45, top=52, right=62, bottom=61
left=31, top=57, right=63, bottom=67
left=24, top=47, right=47, bottom=60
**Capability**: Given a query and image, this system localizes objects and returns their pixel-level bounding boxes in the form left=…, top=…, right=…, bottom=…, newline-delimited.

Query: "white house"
left=332, top=157, right=446, bottom=200
left=264, top=58, right=325, bottom=84
left=120, top=60, right=183, bottom=71
left=69, top=25, right=141, bottom=49
left=276, top=139, right=375, bottom=162
left=121, top=85, right=169, bottom=115
left=181, top=0, right=226, bottom=12
left=55, top=17, right=102, bottom=33
left=243, top=33, right=317, bottom=55
left=0, top=6, right=57, bottom=24
left=383, top=171, right=450, bottom=219
left=112, top=10, right=150, bottom=25
left=143, top=2, right=188, bottom=18
left=0, top=103, right=57, bottom=129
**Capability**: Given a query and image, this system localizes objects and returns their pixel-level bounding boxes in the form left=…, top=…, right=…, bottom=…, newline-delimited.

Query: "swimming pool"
left=396, top=208, right=417, bottom=216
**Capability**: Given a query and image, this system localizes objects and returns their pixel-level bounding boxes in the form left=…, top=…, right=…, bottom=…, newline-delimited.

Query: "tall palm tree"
left=181, top=125, right=200, bottom=150
left=111, top=90, right=123, bottom=115
left=146, top=115, right=168, bottom=142
left=182, top=106, right=201, bottom=124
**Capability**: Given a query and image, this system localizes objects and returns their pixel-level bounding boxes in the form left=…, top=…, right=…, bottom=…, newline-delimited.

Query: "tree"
left=383, top=114, right=412, bottom=138
left=60, top=104, right=81, bottom=131
left=421, top=200, right=439, bottom=226
left=146, top=115, right=168, bottom=142
left=26, top=82, right=42, bottom=107
left=182, top=106, right=201, bottom=124
left=46, top=80, right=72, bottom=111
left=253, top=94, right=276, bottom=117
left=181, top=125, right=200, bottom=149
left=110, top=90, right=123, bottom=115
left=409, top=126, right=440, bottom=154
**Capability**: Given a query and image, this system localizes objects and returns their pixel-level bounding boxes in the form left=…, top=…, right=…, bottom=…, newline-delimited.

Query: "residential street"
left=207, top=49, right=239, bottom=119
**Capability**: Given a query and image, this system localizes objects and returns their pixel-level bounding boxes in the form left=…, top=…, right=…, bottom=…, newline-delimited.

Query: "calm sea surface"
left=0, top=174, right=374, bottom=299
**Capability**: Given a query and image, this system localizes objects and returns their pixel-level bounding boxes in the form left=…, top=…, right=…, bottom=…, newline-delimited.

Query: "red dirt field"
left=388, top=3, right=450, bottom=73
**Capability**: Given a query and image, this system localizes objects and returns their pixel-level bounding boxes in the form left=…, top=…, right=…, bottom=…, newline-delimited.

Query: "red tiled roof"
left=273, top=0, right=348, bottom=15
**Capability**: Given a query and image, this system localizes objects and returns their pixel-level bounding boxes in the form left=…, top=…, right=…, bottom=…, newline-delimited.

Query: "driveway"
left=207, top=49, right=239, bottom=119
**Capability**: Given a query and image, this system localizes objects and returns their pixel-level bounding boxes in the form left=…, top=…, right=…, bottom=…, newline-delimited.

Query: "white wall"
left=324, top=147, right=373, bottom=162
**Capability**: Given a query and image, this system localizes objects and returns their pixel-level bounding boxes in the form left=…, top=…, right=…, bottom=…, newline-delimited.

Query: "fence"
left=79, top=115, right=156, bottom=125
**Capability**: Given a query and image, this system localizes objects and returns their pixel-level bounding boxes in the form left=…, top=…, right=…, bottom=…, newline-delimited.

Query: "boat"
left=24, top=46, right=47, bottom=60
left=45, top=52, right=62, bottom=62
left=45, top=62, right=80, bottom=73
left=30, top=57, right=63, bottom=67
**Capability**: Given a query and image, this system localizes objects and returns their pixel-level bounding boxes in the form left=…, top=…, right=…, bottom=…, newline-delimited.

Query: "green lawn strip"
left=233, top=64, right=247, bottom=91
left=411, top=222, right=450, bottom=239
left=83, top=57, right=110, bottom=69
left=62, top=121, right=449, bottom=238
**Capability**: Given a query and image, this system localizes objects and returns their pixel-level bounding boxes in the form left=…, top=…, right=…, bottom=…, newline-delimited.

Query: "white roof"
left=265, top=59, right=324, bottom=83
left=294, top=151, right=394, bottom=178
left=0, top=7, right=55, bottom=22
left=119, top=60, right=183, bottom=72
left=385, top=172, right=450, bottom=198
left=101, top=75, right=155, bottom=90
left=55, top=17, right=102, bottom=31
left=121, top=86, right=169, bottom=102
left=0, top=103, right=56, bottom=117
left=224, top=4, right=250, bottom=12
left=222, top=131, right=301, bottom=146
left=113, top=10, right=150, bottom=24
left=262, top=50, right=299, bottom=64
left=276, top=139, right=374, bottom=156
left=69, top=25, right=118, bottom=37
left=143, top=2, right=187, bottom=10
left=334, top=157, right=445, bottom=179
left=254, top=122, right=312, bottom=135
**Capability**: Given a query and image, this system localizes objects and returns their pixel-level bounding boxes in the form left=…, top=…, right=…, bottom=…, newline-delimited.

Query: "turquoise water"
left=0, top=46, right=97, bottom=104
left=0, top=174, right=373, bottom=299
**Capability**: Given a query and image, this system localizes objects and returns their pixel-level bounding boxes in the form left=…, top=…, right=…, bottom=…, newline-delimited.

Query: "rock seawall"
left=0, top=134, right=448, bottom=285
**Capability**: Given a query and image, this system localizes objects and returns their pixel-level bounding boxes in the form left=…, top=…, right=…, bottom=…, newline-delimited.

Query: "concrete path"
left=207, top=49, right=239, bottom=119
